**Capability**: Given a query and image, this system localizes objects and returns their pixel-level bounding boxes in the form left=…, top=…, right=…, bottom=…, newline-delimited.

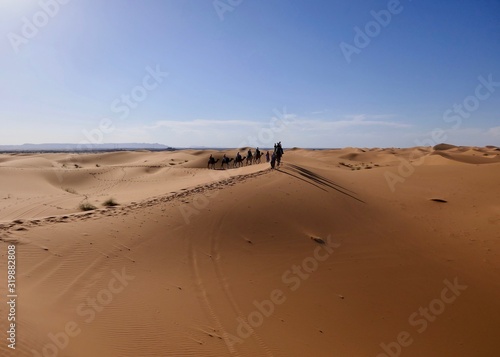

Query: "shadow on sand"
left=277, top=163, right=366, bottom=203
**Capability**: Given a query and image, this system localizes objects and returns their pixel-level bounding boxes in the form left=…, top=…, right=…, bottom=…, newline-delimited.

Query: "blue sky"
left=0, top=0, right=499, bottom=148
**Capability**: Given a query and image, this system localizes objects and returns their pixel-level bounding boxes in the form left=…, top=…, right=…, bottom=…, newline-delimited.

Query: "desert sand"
left=0, top=145, right=499, bottom=357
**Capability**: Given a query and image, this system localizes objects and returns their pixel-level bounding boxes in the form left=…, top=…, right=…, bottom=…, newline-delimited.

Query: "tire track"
left=188, top=240, right=241, bottom=356
left=209, top=214, right=275, bottom=357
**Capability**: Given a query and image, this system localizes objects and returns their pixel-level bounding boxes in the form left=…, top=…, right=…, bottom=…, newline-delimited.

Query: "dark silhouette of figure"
left=220, top=154, right=234, bottom=169
left=275, top=142, right=284, bottom=166
left=270, top=152, right=276, bottom=169
left=234, top=152, right=245, bottom=167
left=207, top=155, right=219, bottom=169
left=246, top=149, right=253, bottom=165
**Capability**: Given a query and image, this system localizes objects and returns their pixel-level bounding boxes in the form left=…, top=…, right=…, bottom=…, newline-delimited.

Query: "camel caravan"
left=207, top=142, right=284, bottom=170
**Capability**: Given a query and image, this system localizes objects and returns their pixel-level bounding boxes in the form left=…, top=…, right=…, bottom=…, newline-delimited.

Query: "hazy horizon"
left=1, top=0, right=499, bottom=148
left=2, top=142, right=498, bottom=153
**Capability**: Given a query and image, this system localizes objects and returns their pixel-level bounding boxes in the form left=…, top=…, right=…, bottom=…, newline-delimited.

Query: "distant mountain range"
left=0, top=143, right=173, bottom=152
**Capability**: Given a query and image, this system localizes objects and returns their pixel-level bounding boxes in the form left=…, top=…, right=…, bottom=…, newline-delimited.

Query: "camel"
left=220, top=157, right=234, bottom=169
left=244, top=150, right=254, bottom=166
left=207, top=157, right=219, bottom=169
left=254, top=151, right=263, bottom=164
left=233, top=156, right=246, bottom=168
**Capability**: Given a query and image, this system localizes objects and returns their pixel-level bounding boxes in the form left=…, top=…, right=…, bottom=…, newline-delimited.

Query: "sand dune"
left=0, top=147, right=499, bottom=356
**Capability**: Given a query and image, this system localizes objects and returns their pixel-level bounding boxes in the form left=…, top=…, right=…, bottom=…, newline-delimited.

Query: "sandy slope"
left=0, top=146, right=499, bottom=357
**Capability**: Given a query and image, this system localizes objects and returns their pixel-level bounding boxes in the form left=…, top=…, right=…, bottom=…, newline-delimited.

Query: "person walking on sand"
left=276, top=141, right=284, bottom=166
left=266, top=151, right=270, bottom=162
left=270, top=152, right=276, bottom=169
